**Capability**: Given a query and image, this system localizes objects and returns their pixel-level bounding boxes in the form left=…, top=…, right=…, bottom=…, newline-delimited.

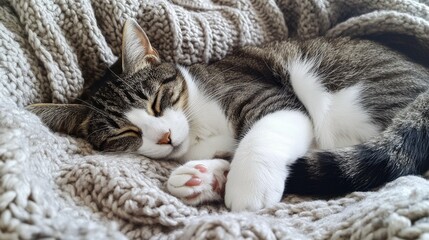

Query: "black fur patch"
left=352, top=144, right=394, bottom=190
left=284, top=152, right=354, bottom=196
left=399, top=126, right=429, bottom=173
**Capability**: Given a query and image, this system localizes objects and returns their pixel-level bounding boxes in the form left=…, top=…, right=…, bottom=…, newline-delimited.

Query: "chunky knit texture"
left=1, top=0, right=429, bottom=239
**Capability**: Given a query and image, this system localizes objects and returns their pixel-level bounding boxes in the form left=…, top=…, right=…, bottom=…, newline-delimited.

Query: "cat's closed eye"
left=99, top=125, right=143, bottom=152
left=151, top=90, right=162, bottom=117
left=110, top=126, right=142, bottom=139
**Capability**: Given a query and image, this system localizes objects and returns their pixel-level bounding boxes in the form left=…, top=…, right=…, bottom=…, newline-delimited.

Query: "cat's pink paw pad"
left=167, top=160, right=230, bottom=205
left=183, top=164, right=208, bottom=188
left=194, top=164, right=207, bottom=173
left=185, top=176, right=202, bottom=186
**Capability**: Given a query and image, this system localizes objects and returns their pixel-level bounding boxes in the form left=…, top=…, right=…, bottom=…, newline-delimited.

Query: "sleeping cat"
left=27, top=19, right=429, bottom=212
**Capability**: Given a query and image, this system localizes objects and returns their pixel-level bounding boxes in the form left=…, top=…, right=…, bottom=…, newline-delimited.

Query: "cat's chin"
left=138, top=137, right=190, bottom=160
left=167, top=138, right=190, bottom=160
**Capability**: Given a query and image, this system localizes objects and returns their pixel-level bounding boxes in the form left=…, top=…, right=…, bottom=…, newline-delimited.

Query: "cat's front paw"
left=224, top=159, right=285, bottom=212
left=167, top=159, right=229, bottom=205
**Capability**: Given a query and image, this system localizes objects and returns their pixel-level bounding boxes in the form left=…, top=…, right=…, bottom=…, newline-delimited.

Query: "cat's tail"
left=284, top=90, right=429, bottom=196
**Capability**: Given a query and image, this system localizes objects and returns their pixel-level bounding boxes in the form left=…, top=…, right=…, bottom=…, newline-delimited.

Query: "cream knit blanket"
left=1, top=0, right=429, bottom=239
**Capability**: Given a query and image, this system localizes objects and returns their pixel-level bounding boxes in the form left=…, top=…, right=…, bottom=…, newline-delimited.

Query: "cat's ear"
left=122, top=19, right=160, bottom=73
left=26, top=103, right=92, bottom=137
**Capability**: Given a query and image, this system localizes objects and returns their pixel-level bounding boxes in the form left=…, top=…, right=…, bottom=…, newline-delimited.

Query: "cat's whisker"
left=75, top=98, right=111, bottom=119
left=107, top=67, right=135, bottom=90
left=139, top=82, right=148, bottom=98
left=183, top=108, right=198, bottom=121
left=263, top=59, right=275, bottom=73
left=86, top=126, right=112, bottom=138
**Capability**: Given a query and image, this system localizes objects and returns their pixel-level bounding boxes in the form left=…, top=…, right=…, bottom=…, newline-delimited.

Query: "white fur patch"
left=288, top=57, right=380, bottom=149
left=321, top=85, right=380, bottom=148
left=125, top=108, right=189, bottom=159
left=178, top=66, right=236, bottom=161
left=224, top=110, right=313, bottom=211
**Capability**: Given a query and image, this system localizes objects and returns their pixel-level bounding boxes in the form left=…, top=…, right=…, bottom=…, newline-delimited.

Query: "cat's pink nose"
left=157, top=131, right=171, bottom=145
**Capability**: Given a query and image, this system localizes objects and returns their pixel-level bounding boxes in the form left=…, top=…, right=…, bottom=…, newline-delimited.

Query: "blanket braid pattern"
left=1, top=0, right=429, bottom=239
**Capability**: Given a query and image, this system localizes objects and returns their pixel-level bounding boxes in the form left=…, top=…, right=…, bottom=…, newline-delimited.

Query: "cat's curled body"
left=28, top=19, right=429, bottom=212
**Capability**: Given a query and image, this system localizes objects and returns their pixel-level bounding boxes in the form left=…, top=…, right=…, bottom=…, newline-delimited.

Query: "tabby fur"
left=27, top=19, right=429, bottom=211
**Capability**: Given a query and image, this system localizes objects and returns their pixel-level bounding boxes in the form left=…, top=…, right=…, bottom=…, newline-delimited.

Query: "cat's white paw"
left=224, top=158, right=285, bottom=212
left=167, top=159, right=230, bottom=205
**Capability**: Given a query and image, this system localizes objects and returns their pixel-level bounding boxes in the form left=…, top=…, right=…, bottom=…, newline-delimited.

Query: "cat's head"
left=27, top=19, right=190, bottom=159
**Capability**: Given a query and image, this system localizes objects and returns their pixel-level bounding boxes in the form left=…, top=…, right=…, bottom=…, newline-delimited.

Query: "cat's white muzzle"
left=126, top=107, right=190, bottom=159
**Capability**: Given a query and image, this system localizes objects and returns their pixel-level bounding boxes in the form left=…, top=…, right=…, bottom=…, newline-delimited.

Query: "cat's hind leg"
left=167, top=159, right=229, bottom=205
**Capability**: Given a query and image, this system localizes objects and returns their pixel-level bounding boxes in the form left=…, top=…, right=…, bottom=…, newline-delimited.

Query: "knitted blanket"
left=1, top=0, right=429, bottom=239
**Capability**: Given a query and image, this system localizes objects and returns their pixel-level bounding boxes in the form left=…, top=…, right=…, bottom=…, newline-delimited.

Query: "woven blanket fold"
left=1, top=0, right=429, bottom=239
